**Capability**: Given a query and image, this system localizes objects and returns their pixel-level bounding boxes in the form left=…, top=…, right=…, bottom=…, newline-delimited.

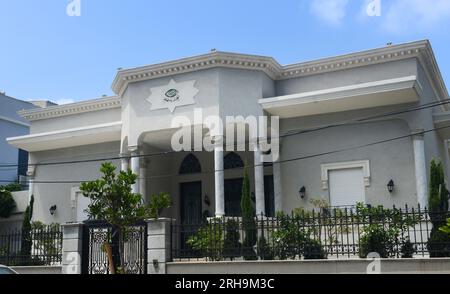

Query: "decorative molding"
left=321, top=160, right=371, bottom=190
left=18, top=96, right=121, bottom=122
left=111, top=40, right=448, bottom=106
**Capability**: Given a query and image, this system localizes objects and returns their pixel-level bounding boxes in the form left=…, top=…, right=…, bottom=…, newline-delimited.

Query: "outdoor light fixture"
left=387, top=180, right=395, bottom=193
left=299, top=186, right=306, bottom=199
left=49, top=205, right=57, bottom=216
left=204, top=194, right=210, bottom=206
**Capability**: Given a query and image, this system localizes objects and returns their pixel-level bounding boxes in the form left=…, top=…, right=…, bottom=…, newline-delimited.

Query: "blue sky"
left=1, top=0, right=450, bottom=104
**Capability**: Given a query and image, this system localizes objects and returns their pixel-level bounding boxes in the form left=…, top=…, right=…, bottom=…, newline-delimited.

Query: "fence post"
left=61, top=223, right=84, bottom=274
left=146, top=218, right=172, bottom=274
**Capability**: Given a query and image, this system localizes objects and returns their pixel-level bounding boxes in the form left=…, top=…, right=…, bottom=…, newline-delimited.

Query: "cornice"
left=19, top=96, right=121, bottom=121
left=111, top=40, right=448, bottom=102
left=112, top=51, right=282, bottom=96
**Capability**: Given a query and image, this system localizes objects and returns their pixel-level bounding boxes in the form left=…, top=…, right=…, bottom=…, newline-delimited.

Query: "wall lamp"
left=387, top=180, right=395, bottom=194
left=299, top=186, right=306, bottom=199
left=204, top=194, right=210, bottom=206
left=49, top=205, right=57, bottom=216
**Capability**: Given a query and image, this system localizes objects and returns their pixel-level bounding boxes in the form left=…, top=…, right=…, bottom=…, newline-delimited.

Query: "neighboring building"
left=7, top=40, right=450, bottom=226
left=0, top=93, right=37, bottom=185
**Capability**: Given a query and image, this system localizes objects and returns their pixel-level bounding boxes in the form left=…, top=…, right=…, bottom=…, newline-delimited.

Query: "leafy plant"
left=440, top=218, right=450, bottom=235
left=241, top=164, right=257, bottom=260
left=80, top=162, right=150, bottom=273
left=400, top=238, right=416, bottom=258
left=148, top=192, right=171, bottom=219
left=30, top=221, right=61, bottom=260
left=21, top=195, right=34, bottom=258
left=223, top=219, right=241, bottom=260
left=427, top=159, right=450, bottom=257
left=359, top=224, right=397, bottom=258
left=272, top=213, right=307, bottom=260
left=356, top=203, right=420, bottom=258
left=303, top=238, right=327, bottom=260
left=0, top=189, right=16, bottom=218
left=257, top=236, right=274, bottom=260
left=186, top=219, right=224, bottom=261
left=0, top=183, right=22, bottom=192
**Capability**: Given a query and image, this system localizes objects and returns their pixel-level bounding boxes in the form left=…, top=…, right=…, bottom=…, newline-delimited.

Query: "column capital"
left=128, top=145, right=139, bottom=154
left=411, top=129, right=425, bottom=140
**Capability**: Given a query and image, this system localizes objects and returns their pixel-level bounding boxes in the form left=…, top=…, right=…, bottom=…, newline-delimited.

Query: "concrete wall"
left=167, top=258, right=450, bottom=274
left=10, top=266, right=62, bottom=274
left=30, top=141, right=120, bottom=224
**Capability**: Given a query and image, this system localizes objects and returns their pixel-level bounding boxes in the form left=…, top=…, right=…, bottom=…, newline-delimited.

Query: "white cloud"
left=309, top=0, right=349, bottom=26
left=381, top=0, right=450, bottom=34
left=54, top=98, right=75, bottom=105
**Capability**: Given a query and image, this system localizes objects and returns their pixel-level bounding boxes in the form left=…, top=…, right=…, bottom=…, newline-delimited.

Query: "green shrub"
left=427, top=229, right=450, bottom=258
left=241, top=164, right=257, bottom=260
left=1, top=183, right=22, bottom=192
left=0, top=189, right=16, bottom=218
left=303, top=238, right=327, bottom=260
left=400, top=238, right=416, bottom=258
left=223, top=220, right=241, bottom=260
left=359, top=225, right=396, bottom=258
left=186, top=219, right=224, bottom=261
left=257, top=236, right=274, bottom=260
left=148, top=192, right=172, bottom=219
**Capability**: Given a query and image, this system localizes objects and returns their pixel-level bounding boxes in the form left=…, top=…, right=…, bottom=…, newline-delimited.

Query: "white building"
left=7, top=40, right=450, bottom=226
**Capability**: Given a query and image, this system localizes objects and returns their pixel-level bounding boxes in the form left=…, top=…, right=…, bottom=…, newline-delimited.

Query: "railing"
left=0, top=227, right=62, bottom=266
left=171, top=204, right=450, bottom=261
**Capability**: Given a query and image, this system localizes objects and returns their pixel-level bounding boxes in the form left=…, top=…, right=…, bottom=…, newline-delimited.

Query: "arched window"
left=179, top=154, right=202, bottom=174
left=224, top=152, right=244, bottom=170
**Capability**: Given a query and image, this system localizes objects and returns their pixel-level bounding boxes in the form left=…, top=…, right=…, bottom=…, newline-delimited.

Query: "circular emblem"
left=164, top=88, right=180, bottom=102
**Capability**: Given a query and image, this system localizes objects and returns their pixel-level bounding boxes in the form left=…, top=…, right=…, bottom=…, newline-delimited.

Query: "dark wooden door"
left=225, top=178, right=243, bottom=217
left=180, top=181, right=202, bottom=225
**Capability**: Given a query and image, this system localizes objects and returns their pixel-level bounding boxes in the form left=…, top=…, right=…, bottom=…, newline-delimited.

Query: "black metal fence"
left=0, top=227, right=62, bottom=266
left=81, top=220, right=147, bottom=274
left=171, top=204, right=450, bottom=261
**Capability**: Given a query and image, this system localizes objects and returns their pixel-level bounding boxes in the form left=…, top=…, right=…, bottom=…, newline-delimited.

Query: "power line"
left=4, top=123, right=450, bottom=185
left=0, top=97, right=449, bottom=169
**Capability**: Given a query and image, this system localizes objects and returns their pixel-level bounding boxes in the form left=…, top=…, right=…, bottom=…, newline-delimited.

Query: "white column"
left=120, top=153, right=129, bottom=171
left=26, top=166, right=36, bottom=203
left=412, top=131, right=428, bottom=208
left=139, top=157, right=147, bottom=200
left=130, top=147, right=140, bottom=194
left=273, top=159, right=283, bottom=213
left=254, top=146, right=265, bottom=216
left=214, top=138, right=225, bottom=217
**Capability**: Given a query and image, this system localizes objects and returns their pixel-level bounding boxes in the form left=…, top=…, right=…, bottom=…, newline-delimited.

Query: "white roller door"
left=329, top=167, right=365, bottom=207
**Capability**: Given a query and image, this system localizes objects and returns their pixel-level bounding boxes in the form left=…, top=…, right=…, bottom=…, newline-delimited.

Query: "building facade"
left=0, top=93, right=38, bottom=184
left=7, top=40, right=450, bottom=226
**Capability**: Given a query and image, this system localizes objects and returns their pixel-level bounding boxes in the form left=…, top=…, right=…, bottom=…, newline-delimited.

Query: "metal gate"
left=81, top=220, right=147, bottom=274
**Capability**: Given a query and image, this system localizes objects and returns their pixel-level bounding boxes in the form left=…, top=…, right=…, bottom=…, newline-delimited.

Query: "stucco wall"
left=30, top=108, right=121, bottom=134
left=30, top=141, right=120, bottom=224
left=280, top=117, right=417, bottom=210
left=275, top=59, right=418, bottom=96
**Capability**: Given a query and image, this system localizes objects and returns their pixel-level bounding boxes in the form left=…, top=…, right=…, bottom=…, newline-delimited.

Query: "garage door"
left=329, top=168, right=365, bottom=207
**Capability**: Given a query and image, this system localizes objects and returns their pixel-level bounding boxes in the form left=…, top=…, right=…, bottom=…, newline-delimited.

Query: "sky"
left=1, top=0, right=450, bottom=104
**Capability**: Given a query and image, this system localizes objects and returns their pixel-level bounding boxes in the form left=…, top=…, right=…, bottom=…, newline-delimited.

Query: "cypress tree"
left=21, top=195, right=34, bottom=263
left=241, top=164, right=257, bottom=260
left=427, top=159, right=450, bottom=257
